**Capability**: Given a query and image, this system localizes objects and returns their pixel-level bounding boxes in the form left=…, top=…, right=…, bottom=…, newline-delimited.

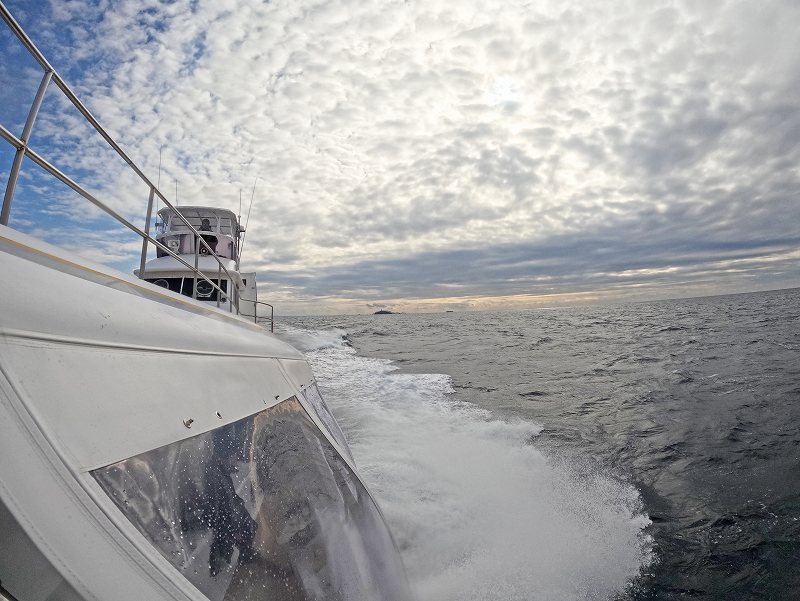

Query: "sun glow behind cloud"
left=1, top=0, right=799, bottom=314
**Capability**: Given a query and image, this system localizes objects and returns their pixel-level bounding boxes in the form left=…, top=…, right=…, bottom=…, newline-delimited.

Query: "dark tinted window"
left=145, top=278, right=227, bottom=301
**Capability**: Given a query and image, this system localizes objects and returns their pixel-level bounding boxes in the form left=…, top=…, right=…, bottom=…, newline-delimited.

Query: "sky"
left=1, top=0, right=799, bottom=314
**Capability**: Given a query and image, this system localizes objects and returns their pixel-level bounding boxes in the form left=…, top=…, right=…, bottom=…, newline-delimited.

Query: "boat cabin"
left=135, top=206, right=257, bottom=318
left=154, top=206, right=240, bottom=260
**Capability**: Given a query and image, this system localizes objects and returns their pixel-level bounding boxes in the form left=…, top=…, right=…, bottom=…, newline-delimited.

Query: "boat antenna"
left=175, top=179, right=178, bottom=206
left=238, top=176, right=258, bottom=267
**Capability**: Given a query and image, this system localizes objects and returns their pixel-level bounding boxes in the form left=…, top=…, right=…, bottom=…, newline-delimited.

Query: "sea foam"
left=278, top=325, right=653, bottom=601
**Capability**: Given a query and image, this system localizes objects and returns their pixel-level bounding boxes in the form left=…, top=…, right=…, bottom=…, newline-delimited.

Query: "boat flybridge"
left=0, top=4, right=411, bottom=601
left=139, top=205, right=262, bottom=324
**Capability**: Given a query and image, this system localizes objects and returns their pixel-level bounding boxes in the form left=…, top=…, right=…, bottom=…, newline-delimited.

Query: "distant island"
left=373, top=309, right=395, bottom=315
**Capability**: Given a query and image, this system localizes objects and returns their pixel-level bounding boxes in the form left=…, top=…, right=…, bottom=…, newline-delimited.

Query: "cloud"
left=1, top=0, right=799, bottom=313
left=258, top=224, right=800, bottom=300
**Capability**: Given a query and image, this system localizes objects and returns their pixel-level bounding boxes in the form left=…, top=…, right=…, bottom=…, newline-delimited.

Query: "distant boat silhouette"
left=373, top=309, right=395, bottom=315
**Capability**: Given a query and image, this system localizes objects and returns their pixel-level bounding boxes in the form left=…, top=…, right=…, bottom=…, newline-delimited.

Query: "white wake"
left=278, top=325, right=653, bottom=601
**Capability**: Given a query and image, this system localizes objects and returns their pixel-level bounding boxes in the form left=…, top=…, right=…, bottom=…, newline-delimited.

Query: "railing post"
left=216, top=263, right=221, bottom=308
left=138, top=187, right=155, bottom=279
left=1, top=69, right=52, bottom=225
left=192, top=235, right=199, bottom=299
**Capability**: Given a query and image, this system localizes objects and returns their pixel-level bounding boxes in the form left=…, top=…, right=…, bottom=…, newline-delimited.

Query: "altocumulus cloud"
left=1, top=0, right=799, bottom=313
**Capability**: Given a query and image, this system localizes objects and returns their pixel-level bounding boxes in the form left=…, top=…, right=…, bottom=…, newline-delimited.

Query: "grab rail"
left=0, top=2, right=249, bottom=317
left=239, top=299, right=274, bottom=332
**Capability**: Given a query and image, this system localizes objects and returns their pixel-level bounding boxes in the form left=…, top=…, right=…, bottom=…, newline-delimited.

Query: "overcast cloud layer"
left=2, top=0, right=799, bottom=313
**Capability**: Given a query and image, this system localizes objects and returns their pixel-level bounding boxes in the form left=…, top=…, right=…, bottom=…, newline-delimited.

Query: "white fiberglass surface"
left=277, top=326, right=653, bottom=601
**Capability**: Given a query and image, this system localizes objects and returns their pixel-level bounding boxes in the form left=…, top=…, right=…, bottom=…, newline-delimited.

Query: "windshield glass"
left=165, top=212, right=235, bottom=236
left=301, top=384, right=353, bottom=462
left=92, top=397, right=411, bottom=601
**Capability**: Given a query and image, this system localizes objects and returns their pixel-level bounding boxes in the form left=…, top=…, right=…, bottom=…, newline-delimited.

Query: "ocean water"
left=277, top=288, right=800, bottom=601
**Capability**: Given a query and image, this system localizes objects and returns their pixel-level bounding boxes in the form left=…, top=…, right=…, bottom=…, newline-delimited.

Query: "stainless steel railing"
left=0, top=2, right=252, bottom=318
left=239, top=299, right=275, bottom=332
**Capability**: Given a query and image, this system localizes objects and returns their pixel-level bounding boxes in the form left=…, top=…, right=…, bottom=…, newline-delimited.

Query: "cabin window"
left=146, top=277, right=182, bottom=294
left=92, top=397, right=410, bottom=601
left=164, top=215, right=235, bottom=236
left=179, top=277, right=194, bottom=296
left=196, top=279, right=214, bottom=298
left=146, top=278, right=228, bottom=301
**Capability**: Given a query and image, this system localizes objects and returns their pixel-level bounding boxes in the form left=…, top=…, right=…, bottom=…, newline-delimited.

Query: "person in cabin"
left=198, top=217, right=218, bottom=255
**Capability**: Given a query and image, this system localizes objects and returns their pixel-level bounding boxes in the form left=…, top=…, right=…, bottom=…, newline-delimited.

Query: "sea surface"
left=277, top=288, right=800, bottom=601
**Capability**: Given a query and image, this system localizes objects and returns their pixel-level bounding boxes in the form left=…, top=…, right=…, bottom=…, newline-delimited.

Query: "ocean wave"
left=277, top=324, right=654, bottom=601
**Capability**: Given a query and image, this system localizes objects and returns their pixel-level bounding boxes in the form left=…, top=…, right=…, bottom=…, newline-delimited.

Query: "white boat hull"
left=0, top=226, right=411, bottom=601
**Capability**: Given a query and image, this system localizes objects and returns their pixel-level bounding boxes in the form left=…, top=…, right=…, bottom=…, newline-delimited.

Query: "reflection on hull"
left=94, top=396, right=411, bottom=601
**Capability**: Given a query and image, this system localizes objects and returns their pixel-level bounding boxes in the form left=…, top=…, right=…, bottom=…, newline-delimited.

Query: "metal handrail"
left=239, top=298, right=274, bottom=332
left=0, top=2, right=245, bottom=315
